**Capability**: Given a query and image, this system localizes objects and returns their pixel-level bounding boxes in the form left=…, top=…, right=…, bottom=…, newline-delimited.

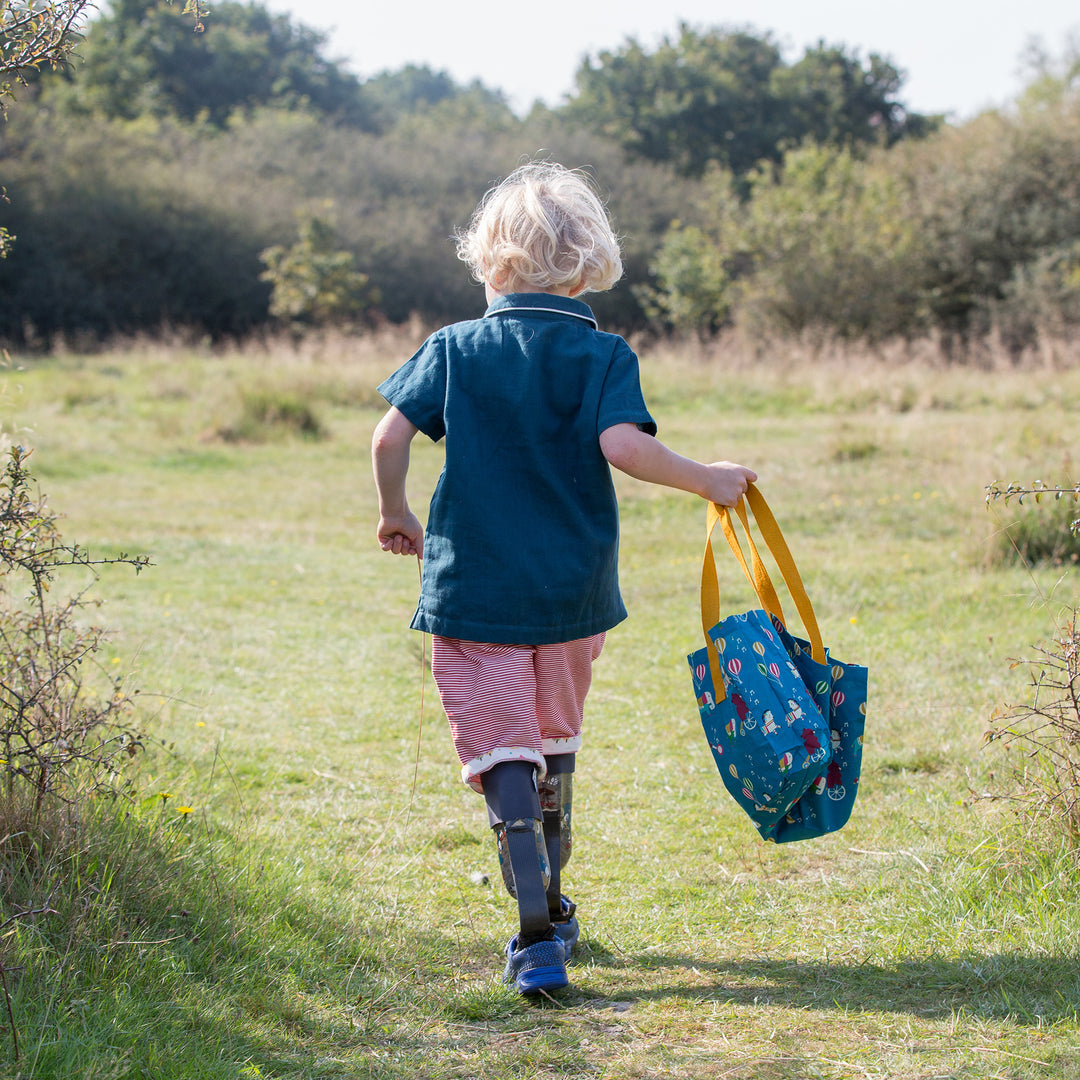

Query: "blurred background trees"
left=1, top=0, right=1078, bottom=353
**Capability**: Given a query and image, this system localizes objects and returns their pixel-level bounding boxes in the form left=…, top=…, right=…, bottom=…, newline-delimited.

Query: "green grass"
left=1, top=336, right=1079, bottom=1078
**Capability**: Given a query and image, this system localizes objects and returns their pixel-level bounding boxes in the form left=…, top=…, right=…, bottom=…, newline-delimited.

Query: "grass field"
left=1, top=331, right=1079, bottom=1079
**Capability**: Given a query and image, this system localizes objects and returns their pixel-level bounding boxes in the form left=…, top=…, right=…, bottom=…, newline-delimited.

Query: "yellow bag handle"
left=699, top=483, right=826, bottom=703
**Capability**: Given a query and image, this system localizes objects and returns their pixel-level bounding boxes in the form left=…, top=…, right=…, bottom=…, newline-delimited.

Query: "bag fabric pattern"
left=688, top=486, right=868, bottom=843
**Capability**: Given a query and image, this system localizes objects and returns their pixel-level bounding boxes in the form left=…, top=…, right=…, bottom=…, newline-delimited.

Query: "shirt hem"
left=410, top=608, right=626, bottom=646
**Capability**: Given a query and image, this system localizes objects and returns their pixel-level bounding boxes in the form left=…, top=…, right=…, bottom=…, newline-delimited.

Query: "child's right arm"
left=599, top=422, right=757, bottom=508
left=372, top=407, right=424, bottom=557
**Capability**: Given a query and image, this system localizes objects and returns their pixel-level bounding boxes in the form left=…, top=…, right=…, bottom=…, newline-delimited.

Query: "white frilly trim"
left=541, top=735, right=582, bottom=756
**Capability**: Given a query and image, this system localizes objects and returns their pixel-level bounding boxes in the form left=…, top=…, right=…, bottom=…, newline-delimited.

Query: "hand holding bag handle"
left=699, top=483, right=826, bottom=703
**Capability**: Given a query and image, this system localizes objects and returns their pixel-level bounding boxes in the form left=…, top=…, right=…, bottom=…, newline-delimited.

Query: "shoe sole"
left=515, top=964, right=569, bottom=994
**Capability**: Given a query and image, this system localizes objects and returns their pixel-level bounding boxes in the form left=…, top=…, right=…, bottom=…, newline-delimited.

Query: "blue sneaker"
left=551, top=895, right=579, bottom=959
left=503, top=934, right=568, bottom=995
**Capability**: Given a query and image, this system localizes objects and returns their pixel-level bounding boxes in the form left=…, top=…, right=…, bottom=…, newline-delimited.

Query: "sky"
left=261, top=0, right=1080, bottom=121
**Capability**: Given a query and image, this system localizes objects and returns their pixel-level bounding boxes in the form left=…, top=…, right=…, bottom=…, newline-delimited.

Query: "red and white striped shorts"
left=430, top=634, right=606, bottom=792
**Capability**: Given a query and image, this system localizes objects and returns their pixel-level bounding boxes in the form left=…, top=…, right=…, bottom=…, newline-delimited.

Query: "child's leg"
left=430, top=635, right=603, bottom=962
left=480, top=760, right=550, bottom=942
left=533, top=634, right=604, bottom=926
left=538, top=752, right=574, bottom=920
left=429, top=638, right=551, bottom=945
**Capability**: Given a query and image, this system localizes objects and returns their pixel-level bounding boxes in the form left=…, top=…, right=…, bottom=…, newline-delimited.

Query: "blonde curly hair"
left=456, top=162, right=623, bottom=295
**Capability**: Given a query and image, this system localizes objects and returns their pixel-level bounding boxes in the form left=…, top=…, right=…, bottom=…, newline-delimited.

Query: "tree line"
left=0, top=0, right=1077, bottom=352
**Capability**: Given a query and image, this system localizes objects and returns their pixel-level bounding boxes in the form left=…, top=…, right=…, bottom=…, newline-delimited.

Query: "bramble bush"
left=0, top=445, right=150, bottom=862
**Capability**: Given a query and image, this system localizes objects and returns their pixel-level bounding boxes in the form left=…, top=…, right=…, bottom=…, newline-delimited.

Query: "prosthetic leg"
left=538, top=753, right=576, bottom=929
left=482, top=761, right=552, bottom=945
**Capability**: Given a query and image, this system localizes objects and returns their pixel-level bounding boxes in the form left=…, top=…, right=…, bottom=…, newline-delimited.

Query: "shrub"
left=983, top=610, right=1080, bottom=846
left=0, top=445, right=150, bottom=861
left=259, top=206, right=380, bottom=331
left=985, top=481, right=1080, bottom=566
left=215, top=388, right=327, bottom=442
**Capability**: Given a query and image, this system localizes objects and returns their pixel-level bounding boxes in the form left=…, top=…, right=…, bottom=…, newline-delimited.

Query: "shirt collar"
left=484, top=292, right=598, bottom=330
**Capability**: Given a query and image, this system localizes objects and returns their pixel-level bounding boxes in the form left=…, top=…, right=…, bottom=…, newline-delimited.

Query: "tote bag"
left=688, top=485, right=868, bottom=842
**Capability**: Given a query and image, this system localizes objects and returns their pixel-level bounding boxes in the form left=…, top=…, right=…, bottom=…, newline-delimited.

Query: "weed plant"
left=984, top=609, right=1080, bottom=845
left=0, top=332, right=1077, bottom=1078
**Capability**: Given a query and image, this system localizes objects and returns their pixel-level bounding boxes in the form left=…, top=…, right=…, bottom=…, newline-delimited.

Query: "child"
left=372, top=162, right=756, bottom=995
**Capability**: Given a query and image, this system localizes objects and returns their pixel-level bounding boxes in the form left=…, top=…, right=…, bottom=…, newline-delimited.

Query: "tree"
left=39, top=0, right=374, bottom=128
left=1, top=1, right=95, bottom=256
left=648, top=144, right=925, bottom=340
left=362, top=64, right=509, bottom=132
left=771, top=44, right=938, bottom=149
left=566, top=25, right=784, bottom=177
left=0, top=0, right=207, bottom=256
left=564, top=24, right=934, bottom=178
left=259, top=206, right=379, bottom=330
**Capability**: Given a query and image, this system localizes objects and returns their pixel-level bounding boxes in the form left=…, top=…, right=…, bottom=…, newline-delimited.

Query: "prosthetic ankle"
left=538, top=753, right=575, bottom=921
left=482, top=761, right=551, bottom=940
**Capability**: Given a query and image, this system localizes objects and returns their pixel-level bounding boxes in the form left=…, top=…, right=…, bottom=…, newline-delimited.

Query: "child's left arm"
left=372, top=406, right=424, bottom=557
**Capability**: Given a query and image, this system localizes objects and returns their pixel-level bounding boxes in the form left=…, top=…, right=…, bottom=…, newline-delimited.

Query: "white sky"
left=261, top=0, right=1079, bottom=121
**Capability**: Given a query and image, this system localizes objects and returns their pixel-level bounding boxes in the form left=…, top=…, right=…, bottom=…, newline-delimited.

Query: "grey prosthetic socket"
left=538, top=753, right=575, bottom=919
left=482, top=761, right=551, bottom=940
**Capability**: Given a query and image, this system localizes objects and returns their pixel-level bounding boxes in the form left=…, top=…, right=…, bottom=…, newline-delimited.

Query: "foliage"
left=0, top=0, right=206, bottom=260
left=565, top=23, right=935, bottom=178
left=39, top=0, right=374, bottom=128
left=259, top=205, right=379, bottom=330
left=0, top=0, right=93, bottom=258
left=3, top=8, right=1080, bottom=345
left=644, top=70, right=1080, bottom=344
left=0, top=103, right=690, bottom=340
left=0, top=445, right=149, bottom=853
left=0, top=0, right=94, bottom=107
left=362, top=63, right=512, bottom=132
left=649, top=144, right=925, bottom=340
left=1016, top=31, right=1080, bottom=112
left=899, top=103, right=1080, bottom=344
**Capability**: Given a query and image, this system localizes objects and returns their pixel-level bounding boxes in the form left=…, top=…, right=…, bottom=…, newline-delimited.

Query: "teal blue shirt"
left=378, top=292, right=657, bottom=645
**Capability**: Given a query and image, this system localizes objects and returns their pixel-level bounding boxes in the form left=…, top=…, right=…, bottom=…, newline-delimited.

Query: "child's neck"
left=486, top=282, right=583, bottom=303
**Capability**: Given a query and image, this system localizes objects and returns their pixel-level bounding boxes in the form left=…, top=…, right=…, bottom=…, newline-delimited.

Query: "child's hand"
left=377, top=511, right=424, bottom=557
left=702, top=462, right=758, bottom=508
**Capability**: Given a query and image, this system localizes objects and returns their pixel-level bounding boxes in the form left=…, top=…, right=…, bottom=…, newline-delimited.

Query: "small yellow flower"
left=160, top=792, right=173, bottom=801
left=111, top=657, right=121, bottom=665
left=176, top=806, right=194, bottom=815
left=849, top=617, right=858, bottom=625
left=196, top=721, right=206, bottom=727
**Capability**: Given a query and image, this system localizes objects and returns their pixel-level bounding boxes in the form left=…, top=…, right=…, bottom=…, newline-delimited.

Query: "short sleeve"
left=377, top=333, right=448, bottom=442
left=597, top=339, right=658, bottom=438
